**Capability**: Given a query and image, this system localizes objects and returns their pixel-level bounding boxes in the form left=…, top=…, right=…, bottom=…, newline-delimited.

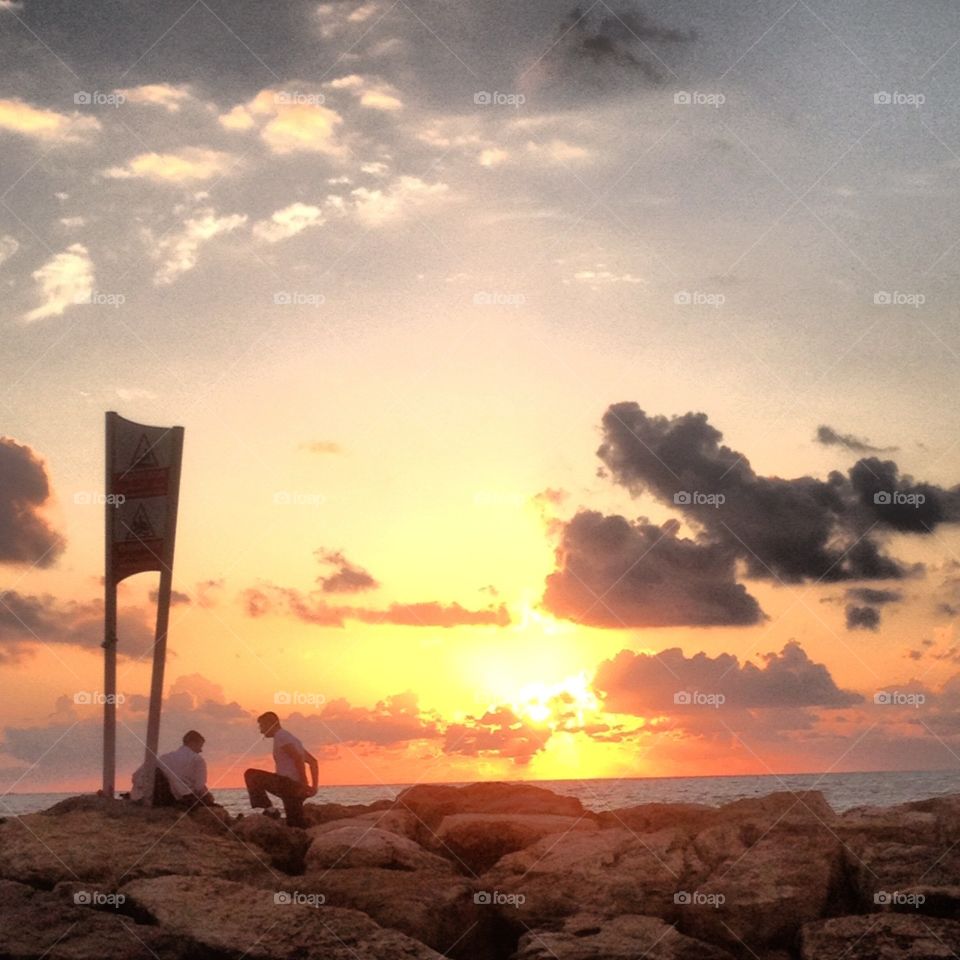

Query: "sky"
left=2, top=0, right=960, bottom=795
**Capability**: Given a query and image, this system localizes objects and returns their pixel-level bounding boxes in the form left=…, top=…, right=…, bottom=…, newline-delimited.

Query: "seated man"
left=244, top=712, right=318, bottom=828
left=131, top=730, right=216, bottom=808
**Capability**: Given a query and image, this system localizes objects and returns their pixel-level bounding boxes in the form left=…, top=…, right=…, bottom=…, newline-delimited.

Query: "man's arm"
left=303, top=750, right=318, bottom=795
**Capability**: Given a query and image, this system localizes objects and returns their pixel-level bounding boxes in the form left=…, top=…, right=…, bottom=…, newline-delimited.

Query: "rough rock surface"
left=512, top=913, right=738, bottom=960
left=800, top=913, right=960, bottom=959
left=305, top=822, right=455, bottom=872
left=121, top=874, right=448, bottom=959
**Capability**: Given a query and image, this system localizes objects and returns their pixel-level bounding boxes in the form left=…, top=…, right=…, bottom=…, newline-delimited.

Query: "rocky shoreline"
left=1, top=782, right=958, bottom=959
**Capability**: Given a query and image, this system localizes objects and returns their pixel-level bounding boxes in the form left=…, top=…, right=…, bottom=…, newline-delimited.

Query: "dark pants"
left=244, top=768, right=310, bottom=827
left=153, top=769, right=215, bottom=810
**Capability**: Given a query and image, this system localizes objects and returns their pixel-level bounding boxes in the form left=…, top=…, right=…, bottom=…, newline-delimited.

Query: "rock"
left=302, top=798, right=394, bottom=827
left=121, top=874, right=447, bottom=959
left=432, top=813, right=599, bottom=874
left=310, top=807, right=423, bottom=842
left=800, top=913, right=960, bottom=959
left=233, top=814, right=310, bottom=873
left=512, top=913, right=737, bottom=959
left=678, top=823, right=847, bottom=950
left=298, top=866, right=495, bottom=959
left=0, top=878, right=183, bottom=959
left=598, top=802, right=717, bottom=835
left=716, top=790, right=836, bottom=828
left=306, top=823, right=454, bottom=872
left=0, top=806, right=273, bottom=888
left=482, top=826, right=707, bottom=927
left=396, top=782, right=587, bottom=828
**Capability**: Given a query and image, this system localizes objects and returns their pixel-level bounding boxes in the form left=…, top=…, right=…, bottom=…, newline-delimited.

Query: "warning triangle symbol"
left=130, top=434, right=160, bottom=470
left=126, top=503, right=158, bottom=542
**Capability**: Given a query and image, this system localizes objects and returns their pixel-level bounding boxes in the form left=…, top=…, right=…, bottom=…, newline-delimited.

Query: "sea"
left=2, top=769, right=958, bottom=818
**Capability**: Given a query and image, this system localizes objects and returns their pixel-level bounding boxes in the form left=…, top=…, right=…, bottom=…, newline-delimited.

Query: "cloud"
left=252, top=202, right=325, bottom=243
left=148, top=587, right=191, bottom=606
left=22, top=243, right=93, bottom=323
left=0, top=235, right=18, bottom=267
left=0, top=590, right=154, bottom=663
left=542, top=509, right=765, bottom=627
left=301, top=441, right=342, bottom=455
left=327, top=74, right=403, bottom=111
left=104, top=147, right=237, bottom=184
left=0, top=97, right=100, bottom=143
left=525, top=139, right=593, bottom=164
left=0, top=439, right=65, bottom=568
left=315, top=549, right=379, bottom=594
left=241, top=584, right=510, bottom=627
left=847, top=587, right=902, bottom=606
left=350, top=176, right=449, bottom=226
left=816, top=425, right=895, bottom=454
left=219, top=89, right=344, bottom=156
left=114, top=83, right=193, bottom=112
left=443, top=706, right=551, bottom=765
left=846, top=605, right=881, bottom=631
left=150, top=206, right=247, bottom=285
left=594, top=641, right=862, bottom=714
left=596, top=403, right=956, bottom=584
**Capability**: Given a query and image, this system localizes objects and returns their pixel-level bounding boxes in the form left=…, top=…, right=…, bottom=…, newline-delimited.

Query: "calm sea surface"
left=2, top=769, right=958, bottom=817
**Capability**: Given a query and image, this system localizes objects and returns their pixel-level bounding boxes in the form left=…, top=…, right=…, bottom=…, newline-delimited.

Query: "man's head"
left=257, top=712, right=281, bottom=737
left=183, top=730, right=205, bottom=753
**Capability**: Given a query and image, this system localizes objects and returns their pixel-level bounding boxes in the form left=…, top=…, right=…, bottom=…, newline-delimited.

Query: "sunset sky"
left=3, top=0, right=960, bottom=795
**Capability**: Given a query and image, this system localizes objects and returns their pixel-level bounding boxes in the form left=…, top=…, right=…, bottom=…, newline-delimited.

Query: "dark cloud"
left=846, top=587, right=902, bottom=606
left=846, top=605, right=881, bottom=631
left=315, top=548, right=380, bottom=594
left=594, top=641, right=863, bottom=713
left=0, top=438, right=65, bottom=568
left=595, top=403, right=954, bottom=584
left=816, top=425, right=895, bottom=455
left=240, top=584, right=510, bottom=628
left=148, top=588, right=192, bottom=606
left=542, top=509, right=764, bottom=627
left=0, top=590, right=154, bottom=662
left=550, top=3, right=694, bottom=85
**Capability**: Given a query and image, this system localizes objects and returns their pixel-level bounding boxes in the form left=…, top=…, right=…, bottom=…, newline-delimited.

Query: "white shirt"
left=160, top=744, right=208, bottom=798
left=273, top=728, right=306, bottom=783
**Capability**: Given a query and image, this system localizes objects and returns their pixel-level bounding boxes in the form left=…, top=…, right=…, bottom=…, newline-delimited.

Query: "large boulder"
left=0, top=806, right=272, bottom=888
left=800, top=913, right=960, bottom=959
left=0, top=878, right=184, bottom=960
left=302, top=798, right=394, bottom=827
left=432, top=813, right=599, bottom=874
left=233, top=814, right=310, bottom=873
left=305, top=823, right=454, bottom=872
left=121, top=874, right=448, bottom=959
left=598, top=802, right=717, bottom=835
left=395, top=782, right=587, bottom=829
left=310, top=807, right=423, bottom=843
left=513, top=913, right=737, bottom=960
left=482, top=826, right=707, bottom=927
left=678, top=823, right=847, bottom=950
left=297, top=866, right=495, bottom=959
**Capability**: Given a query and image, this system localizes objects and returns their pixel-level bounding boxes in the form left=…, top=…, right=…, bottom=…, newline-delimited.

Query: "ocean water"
left=2, top=769, right=958, bottom=818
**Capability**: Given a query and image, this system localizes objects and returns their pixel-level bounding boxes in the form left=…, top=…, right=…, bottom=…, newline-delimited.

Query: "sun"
left=512, top=672, right=601, bottom=729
